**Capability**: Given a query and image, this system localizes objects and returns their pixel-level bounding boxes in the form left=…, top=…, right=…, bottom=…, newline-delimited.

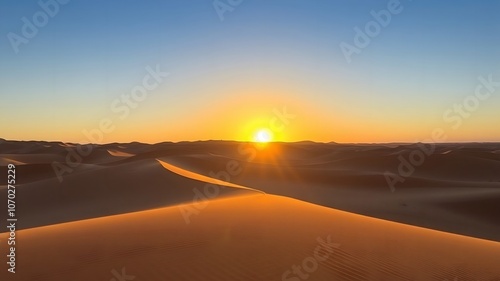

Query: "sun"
left=254, top=128, right=273, bottom=143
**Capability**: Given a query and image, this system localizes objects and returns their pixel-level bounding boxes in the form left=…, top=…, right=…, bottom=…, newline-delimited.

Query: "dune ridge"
left=4, top=193, right=500, bottom=280
left=1, top=140, right=499, bottom=240
left=107, top=149, right=135, bottom=157
left=156, top=158, right=266, bottom=194
left=0, top=140, right=499, bottom=280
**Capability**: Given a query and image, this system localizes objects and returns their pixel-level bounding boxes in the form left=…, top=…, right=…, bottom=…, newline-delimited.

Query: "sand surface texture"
left=0, top=139, right=499, bottom=280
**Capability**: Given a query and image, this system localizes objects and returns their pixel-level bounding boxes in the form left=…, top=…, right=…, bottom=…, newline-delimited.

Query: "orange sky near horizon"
left=3, top=87, right=499, bottom=144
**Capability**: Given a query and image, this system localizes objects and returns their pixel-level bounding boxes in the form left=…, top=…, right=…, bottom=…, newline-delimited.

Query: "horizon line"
left=2, top=138, right=500, bottom=146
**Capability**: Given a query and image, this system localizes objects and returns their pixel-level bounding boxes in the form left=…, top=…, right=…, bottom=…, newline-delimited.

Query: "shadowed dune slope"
left=2, top=194, right=500, bottom=281
left=1, top=140, right=500, bottom=280
left=1, top=140, right=499, bottom=241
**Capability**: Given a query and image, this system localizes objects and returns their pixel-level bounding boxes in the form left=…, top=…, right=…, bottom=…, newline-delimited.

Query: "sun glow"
left=254, top=128, right=273, bottom=143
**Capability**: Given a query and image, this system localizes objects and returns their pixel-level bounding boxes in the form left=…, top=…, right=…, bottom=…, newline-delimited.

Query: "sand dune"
left=4, top=194, right=500, bottom=280
left=157, top=158, right=266, bottom=194
left=107, top=149, right=135, bottom=157
left=0, top=140, right=499, bottom=280
left=1, top=141, right=499, bottom=240
left=151, top=142, right=500, bottom=241
left=0, top=157, right=25, bottom=166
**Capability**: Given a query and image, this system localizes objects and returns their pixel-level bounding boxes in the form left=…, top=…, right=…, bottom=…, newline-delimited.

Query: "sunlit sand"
left=1, top=140, right=499, bottom=280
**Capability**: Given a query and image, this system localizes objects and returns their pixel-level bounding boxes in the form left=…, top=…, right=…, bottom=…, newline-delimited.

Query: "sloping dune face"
left=5, top=195, right=500, bottom=281
left=151, top=142, right=500, bottom=241
left=0, top=140, right=500, bottom=240
left=0, top=157, right=25, bottom=166
left=107, top=149, right=135, bottom=157
left=156, top=158, right=265, bottom=194
left=0, top=139, right=500, bottom=280
left=0, top=141, right=252, bottom=230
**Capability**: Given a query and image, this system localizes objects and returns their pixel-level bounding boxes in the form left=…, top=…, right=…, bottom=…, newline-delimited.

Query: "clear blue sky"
left=1, top=0, right=499, bottom=143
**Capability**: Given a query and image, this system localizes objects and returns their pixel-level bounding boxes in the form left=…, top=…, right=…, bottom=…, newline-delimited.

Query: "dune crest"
left=8, top=193, right=500, bottom=281
left=156, top=158, right=266, bottom=194
left=107, top=149, right=135, bottom=157
left=0, top=157, right=25, bottom=165
left=1, top=140, right=500, bottom=280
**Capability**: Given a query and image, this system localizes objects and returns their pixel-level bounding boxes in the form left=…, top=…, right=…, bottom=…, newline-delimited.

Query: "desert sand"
left=1, top=139, right=500, bottom=280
